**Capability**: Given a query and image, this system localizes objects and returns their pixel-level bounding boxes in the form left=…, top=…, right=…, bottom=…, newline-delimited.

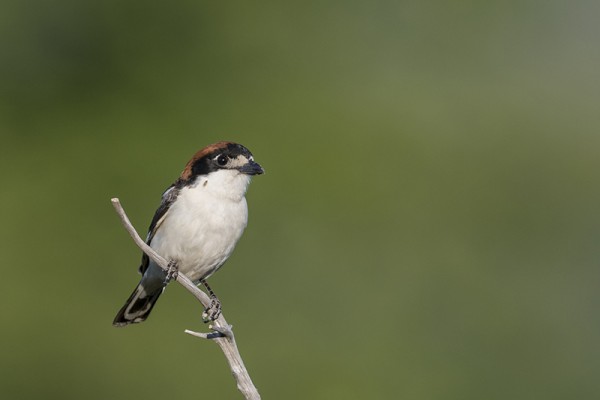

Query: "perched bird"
left=113, top=141, right=264, bottom=327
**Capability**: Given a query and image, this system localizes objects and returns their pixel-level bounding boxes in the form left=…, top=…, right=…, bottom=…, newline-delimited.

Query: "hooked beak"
left=239, top=160, right=264, bottom=176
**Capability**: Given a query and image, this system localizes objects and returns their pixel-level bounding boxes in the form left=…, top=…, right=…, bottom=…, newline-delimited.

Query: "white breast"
left=150, top=170, right=251, bottom=282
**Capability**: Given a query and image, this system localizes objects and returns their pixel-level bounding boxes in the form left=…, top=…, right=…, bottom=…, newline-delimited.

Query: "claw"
left=164, top=260, right=179, bottom=284
left=202, top=297, right=222, bottom=322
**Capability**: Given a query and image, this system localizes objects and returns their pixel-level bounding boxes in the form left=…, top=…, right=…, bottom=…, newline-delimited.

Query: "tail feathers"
left=113, top=282, right=164, bottom=327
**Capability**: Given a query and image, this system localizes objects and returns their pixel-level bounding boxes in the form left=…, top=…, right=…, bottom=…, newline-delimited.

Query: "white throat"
left=193, top=169, right=252, bottom=202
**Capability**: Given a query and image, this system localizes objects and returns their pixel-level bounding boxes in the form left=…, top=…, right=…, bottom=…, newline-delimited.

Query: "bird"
left=113, top=141, right=264, bottom=327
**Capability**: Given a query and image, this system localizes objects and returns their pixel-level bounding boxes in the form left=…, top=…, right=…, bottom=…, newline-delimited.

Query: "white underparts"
left=148, top=169, right=251, bottom=282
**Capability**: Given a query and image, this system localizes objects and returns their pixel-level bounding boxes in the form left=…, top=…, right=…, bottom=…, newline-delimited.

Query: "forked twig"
left=111, top=198, right=260, bottom=400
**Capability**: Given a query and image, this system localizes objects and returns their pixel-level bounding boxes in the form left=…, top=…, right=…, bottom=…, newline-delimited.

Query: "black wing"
left=138, top=183, right=182, bottom=275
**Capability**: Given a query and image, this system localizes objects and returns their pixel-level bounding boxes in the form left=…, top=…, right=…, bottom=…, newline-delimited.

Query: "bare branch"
left=111, top=198, right=261, bottom=400
left=184, top=329, right=226, bottom=339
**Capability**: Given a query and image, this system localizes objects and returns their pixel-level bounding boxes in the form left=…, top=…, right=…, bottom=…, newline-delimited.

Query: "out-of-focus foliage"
left=1, top=1, right=599, bottom=399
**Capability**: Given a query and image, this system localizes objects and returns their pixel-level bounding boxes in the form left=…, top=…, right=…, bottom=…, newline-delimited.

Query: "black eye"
left=216, top=155, right=228, bottom=166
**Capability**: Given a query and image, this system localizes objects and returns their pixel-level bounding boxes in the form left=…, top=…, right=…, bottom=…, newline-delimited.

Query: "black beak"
left=239, top=160, right=264, bottom=176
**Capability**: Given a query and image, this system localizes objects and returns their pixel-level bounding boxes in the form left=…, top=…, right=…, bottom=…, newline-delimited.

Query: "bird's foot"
left=200, top=279, right=222, bottom=322
left=202, top=296, right=222, bottom=323
left=164, top=260, right=179, bottom=284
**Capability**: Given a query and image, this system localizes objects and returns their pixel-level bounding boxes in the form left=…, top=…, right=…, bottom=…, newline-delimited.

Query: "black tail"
left=113, top=282, right=164, bottom=327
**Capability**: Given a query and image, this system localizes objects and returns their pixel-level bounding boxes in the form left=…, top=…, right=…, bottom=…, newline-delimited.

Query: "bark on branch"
left=111, top=197, right=261, bottom=400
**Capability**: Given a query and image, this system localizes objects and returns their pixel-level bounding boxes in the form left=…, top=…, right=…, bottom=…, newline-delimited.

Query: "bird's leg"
left=164, top=260, right=179, bottom=284
left=201, top=279, right=222, bottom=322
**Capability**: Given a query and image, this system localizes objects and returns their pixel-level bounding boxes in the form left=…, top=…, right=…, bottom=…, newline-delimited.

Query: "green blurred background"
left=1, top=1, right=599, bottom=399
